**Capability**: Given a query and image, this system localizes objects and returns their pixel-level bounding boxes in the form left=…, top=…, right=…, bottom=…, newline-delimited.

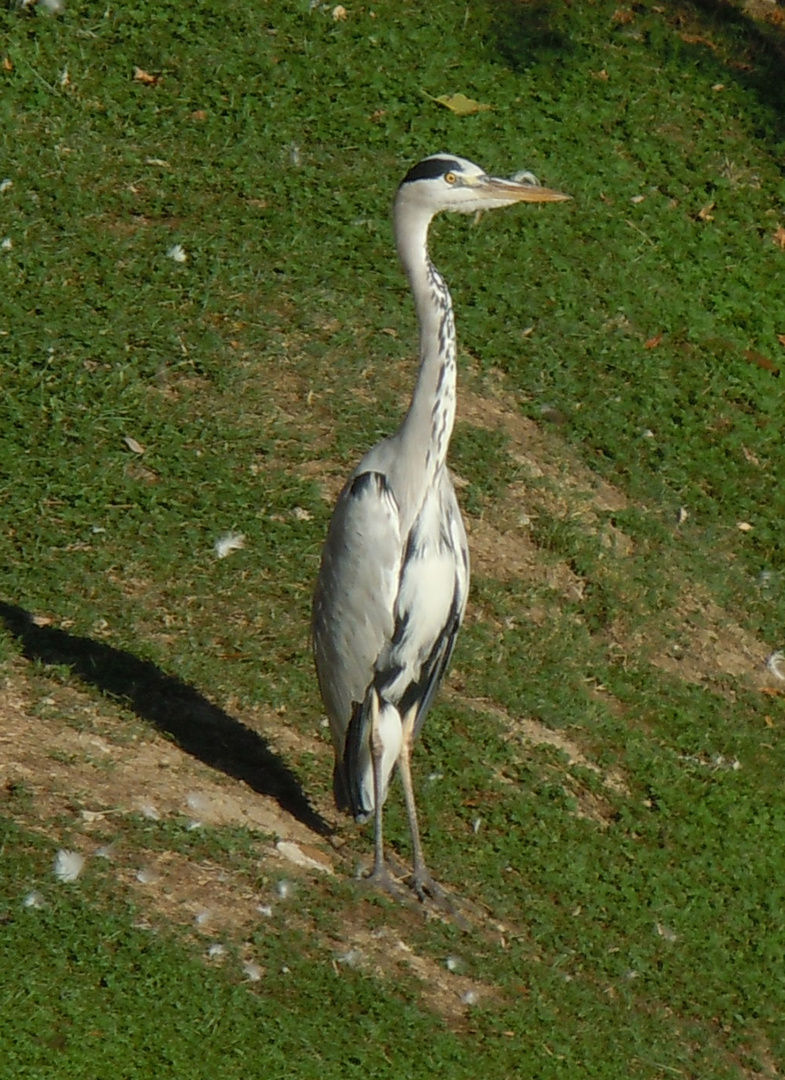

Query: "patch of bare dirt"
left=116, top=848, right=269, bottom=937
left=449, top=691, right=629, bottom=826
left=456, top=377, right=631, bottom=594
left=331, top=925, right=500, bottom=1024
left=466, top=515, right=584, bottom=598
left=458, top=369, right=777, bottom=694
left=744, top=0, right=785, bottom=29
left=0, top=663, right=321, bottom=845
left=459, top=377, right=629, bottom=515
left=651, top=594, right=773, bottom=689
left=0, top=660, right=504, bottom=1024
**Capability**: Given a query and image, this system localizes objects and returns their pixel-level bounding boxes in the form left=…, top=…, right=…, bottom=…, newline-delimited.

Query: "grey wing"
left=312, top=470, right=403, bottom=750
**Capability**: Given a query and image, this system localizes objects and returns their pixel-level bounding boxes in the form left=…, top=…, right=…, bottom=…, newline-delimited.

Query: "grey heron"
left=312, top=153, right=569, bottom=901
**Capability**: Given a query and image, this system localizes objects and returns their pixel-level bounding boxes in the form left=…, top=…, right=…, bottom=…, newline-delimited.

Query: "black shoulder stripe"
left=400, top=156, right=462, bottom=186
left=350, top=470, right=390, bottom=498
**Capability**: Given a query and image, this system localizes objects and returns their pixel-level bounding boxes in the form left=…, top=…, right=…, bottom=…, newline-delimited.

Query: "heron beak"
left=482, top=177, right=571, bottom=203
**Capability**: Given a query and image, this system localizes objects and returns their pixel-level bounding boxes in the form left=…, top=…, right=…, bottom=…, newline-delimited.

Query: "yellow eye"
left=444, top=172, right=457, bottom=185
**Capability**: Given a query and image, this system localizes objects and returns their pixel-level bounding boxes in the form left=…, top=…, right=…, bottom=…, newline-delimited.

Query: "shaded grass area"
left=2, top=0, right=785, bottom=1075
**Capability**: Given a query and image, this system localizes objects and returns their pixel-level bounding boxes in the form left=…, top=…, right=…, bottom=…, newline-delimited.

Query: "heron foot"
left=359, top=861, right=418, bottom=906
left=356, top=858, right=465, bottom=919
left=409, top=867, right=458, bottom=913
left=372, top=855, right=446, bottom=906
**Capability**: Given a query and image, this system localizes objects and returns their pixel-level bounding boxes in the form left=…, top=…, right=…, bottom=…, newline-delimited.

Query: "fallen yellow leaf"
left=433, top=92, right=493, bottom=116
left=773, top=226, right=785, bottom=250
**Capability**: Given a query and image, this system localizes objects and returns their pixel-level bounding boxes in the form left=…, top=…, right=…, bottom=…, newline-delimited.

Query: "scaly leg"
left=397, top=707, right=450, bottom=906
left=399, top=730, right=429, bottom=898
left=364, top=692, right=404, bottom=896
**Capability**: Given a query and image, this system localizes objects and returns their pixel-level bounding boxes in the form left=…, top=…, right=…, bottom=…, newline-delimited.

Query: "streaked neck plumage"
left=394, top=194, right=457, bottom=489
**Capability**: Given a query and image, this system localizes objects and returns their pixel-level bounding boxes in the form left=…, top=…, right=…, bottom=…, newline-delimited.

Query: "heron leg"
left=398, top=709, right=458, bottom=912
left=371, top=712, right=386, bottom=879
left=364, top=692, right=404, bottom=896
left=398, top=709, right=439, bottom=900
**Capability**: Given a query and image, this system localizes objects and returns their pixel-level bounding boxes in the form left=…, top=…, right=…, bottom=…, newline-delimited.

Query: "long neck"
left=394, top=199, right=457, bottom=482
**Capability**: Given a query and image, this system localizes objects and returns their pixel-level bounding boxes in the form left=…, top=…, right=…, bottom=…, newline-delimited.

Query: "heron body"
left=312, top=154, right=569, bottom=899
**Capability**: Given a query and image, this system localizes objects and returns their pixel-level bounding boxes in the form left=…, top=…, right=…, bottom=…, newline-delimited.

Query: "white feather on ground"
left=766, top=650, right=785, bottom=682
left=242, top=960, right=263, bottom=982
left=53, top=850, right=85, bottom=883
left=214, top=532, right=246, bottom=559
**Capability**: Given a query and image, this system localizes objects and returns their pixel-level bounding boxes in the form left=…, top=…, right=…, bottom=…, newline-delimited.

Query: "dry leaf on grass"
left=431, top=92, right=493, bottom=116
left=679, top=32, right=717, bottom=49
left=743, top=349, right=780, bottom=376
left=123, top=435, right=146, bottom=455
left=133, top=67, right=160, bottom=86
left=123, top=434, right=145, bottom=455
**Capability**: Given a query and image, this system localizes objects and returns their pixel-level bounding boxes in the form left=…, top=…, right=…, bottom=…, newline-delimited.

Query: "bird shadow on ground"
left=0, top=601, right=330, bottom=837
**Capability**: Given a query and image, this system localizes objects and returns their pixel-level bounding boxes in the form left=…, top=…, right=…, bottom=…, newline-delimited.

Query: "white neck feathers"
left=393, top=190, right=457, bottom=479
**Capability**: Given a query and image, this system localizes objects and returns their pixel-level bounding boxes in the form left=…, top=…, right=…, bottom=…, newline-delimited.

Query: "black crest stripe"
left=399, top=156, right=462, bottom=186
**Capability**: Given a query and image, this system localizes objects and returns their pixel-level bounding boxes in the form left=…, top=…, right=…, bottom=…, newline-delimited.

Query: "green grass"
left=3, top=0, right=785, bottom=1075
left=2, top=822, right=484, bottom=1080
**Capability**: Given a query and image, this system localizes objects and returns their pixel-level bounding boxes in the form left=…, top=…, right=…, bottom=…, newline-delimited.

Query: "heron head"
left=396, top=153, right=570, bottom=216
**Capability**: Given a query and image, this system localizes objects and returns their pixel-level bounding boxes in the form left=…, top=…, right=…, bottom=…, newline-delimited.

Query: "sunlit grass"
left=2, top=0, right=785, bottom=1076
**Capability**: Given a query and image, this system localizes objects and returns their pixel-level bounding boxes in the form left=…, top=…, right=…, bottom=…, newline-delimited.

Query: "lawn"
left=1, top=0, right=785, bottom=1076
